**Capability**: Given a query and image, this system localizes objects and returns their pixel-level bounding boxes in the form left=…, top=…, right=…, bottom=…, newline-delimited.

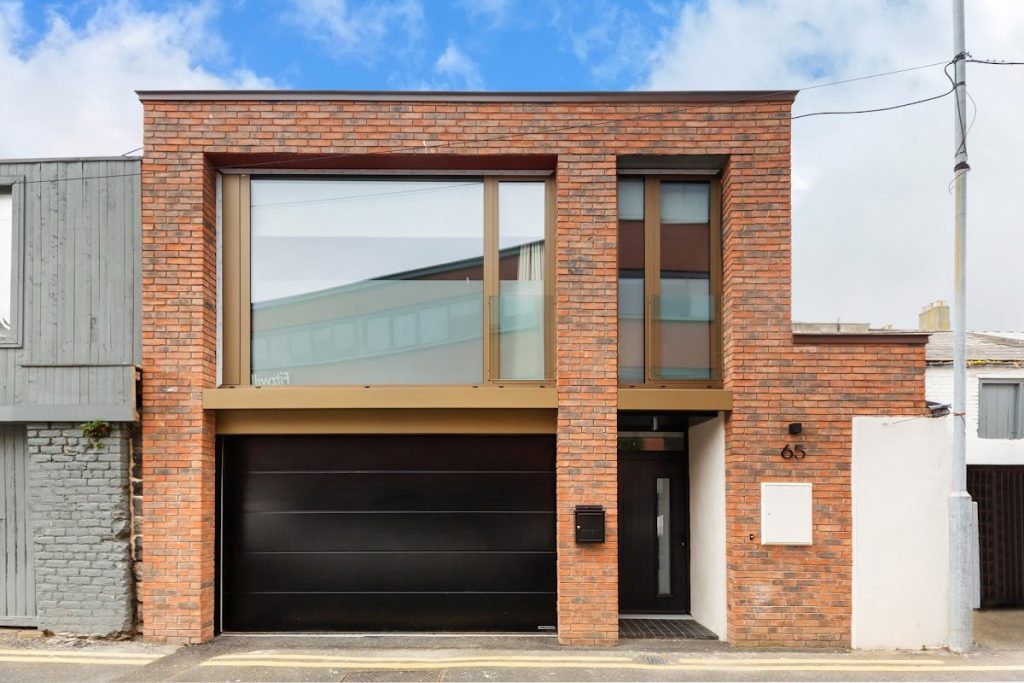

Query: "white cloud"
left=458, top=0, right=510, bottom=26
left=434, top=41, right=484, bottom=90
left=286, top=0, right=424, bottom=64
left=644, top=0, right=1024, bottom=330
left=552, top=1, right=669, bottom=83
left=0, top=0, right=272, bottom=158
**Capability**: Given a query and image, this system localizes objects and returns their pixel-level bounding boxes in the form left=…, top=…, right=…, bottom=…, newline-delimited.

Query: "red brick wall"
left=724, top=340, right=925, bottom=646
left=554, top=154, right=619, bottom=645
left=139, top=149, right=218, bottom=643
left=140, top=94, right=922, bottom=646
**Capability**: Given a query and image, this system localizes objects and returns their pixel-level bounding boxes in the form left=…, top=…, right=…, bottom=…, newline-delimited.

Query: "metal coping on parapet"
left=135, top=89, right=799, bottom=103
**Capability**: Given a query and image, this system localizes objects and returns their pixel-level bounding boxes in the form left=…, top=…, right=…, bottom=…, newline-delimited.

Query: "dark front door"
left=220, top=434, right=556, bottom=631
left=618, top=452, right=690, bottom=614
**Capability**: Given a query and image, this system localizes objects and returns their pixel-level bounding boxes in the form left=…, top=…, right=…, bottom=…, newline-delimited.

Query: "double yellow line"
left=200, top=652, right=1024, bottom=673
left=0, top=648, right=160, bottom=666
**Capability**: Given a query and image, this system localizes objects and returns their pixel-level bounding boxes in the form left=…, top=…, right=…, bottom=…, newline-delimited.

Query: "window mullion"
left=483, top=178, right=499, bottom=383
left=644, top=177, right=659, bottom=384
left=544, top=177, right=555, bottom=380
left=240, top=174, right=252, bottom=386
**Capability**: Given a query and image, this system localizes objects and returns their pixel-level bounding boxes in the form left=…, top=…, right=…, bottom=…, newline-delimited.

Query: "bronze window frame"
left=220, top=173, right=555, bottom=388
left=619, top=174, right=723, bottom=390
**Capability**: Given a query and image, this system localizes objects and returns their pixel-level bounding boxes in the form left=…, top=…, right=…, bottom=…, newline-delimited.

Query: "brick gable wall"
left=140, top=95, right=924, bottom=646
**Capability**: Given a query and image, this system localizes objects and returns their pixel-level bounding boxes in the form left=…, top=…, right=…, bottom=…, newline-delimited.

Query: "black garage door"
left=220, top=435, right=556, bottom=631
left=968, top=465, right=1024, bottom=608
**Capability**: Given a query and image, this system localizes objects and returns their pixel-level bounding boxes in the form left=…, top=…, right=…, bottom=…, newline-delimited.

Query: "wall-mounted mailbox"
left=575, top=505, right=605, bottom=543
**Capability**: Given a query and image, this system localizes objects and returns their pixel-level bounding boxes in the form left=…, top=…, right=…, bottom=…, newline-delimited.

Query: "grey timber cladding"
left=0, top=159, right=140, bottom=421
left=0, top=424, right=35, bottom=627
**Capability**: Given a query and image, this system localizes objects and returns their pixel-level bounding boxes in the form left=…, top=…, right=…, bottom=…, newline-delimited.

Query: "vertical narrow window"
left=617, top=175, right=719, bottom=386
left=656, top=477, right=672, bottom=596
left=249, top=178, right=485, bottom=385
left=654, top=182, right=712, bottom=380
left=0, top=186, right=11, bottom=341
left=618, top=178, right=645, bottom=384
left=496, top=181, right=546, bottom=380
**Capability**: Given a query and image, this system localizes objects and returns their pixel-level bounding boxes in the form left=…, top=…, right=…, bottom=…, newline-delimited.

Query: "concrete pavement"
left=3, top=630, right=1024, bottom=682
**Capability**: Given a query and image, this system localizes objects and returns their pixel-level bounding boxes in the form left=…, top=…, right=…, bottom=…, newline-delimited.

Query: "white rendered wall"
left=852, top=415, right=951, bottom=649
left=688, top=414, right=727, bottom=641
left=926, top=365, right=1024, bottom=465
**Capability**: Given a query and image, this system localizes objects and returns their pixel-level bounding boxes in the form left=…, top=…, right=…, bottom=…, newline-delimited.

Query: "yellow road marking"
left=206, top=653, right=945, bottom=665
left=0, top=648, right=157, bottom=660
left=201, top=658, right=1022, bottom=673
left=0, top=655, right=156, bottom=666
left=209, top=653, right=636, bottom=663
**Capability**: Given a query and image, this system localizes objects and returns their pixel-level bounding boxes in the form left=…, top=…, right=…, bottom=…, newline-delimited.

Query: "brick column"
left=554, top=154, right=619, bottom=645
left=139, top=136, right=218, bottom=643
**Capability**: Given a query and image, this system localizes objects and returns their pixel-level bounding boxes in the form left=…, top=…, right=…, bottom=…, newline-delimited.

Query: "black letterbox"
left=575, top=505, right=605, bottom=543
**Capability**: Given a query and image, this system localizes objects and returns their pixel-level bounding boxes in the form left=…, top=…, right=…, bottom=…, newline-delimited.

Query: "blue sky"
left=1, top=0, right=1022, bottom=329
left=12, top=0, right=684, bottom=91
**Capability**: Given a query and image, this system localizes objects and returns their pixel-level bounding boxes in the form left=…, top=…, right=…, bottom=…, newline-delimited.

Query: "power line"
left=945, top=60, right=968, bottom=156
left=15, top=171, right=140, bottom=185
left=792, top=85, right=955, bottom=120
left=251, top=182, right=479, bottom=208
left=967, top=57, right=1024, bottom=66
left=222, top=60, right=953, bottom=170
left=800, top=59, right=949, bottom=90
left=4, top=57, right=977, bottom=184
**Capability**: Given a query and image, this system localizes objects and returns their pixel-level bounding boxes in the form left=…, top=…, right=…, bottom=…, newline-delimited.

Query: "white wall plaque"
left=760, top=482, right=813, bottom=545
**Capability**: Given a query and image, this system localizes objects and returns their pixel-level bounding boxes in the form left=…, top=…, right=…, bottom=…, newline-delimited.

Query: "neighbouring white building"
left=924, top=324, right=1024, bottom=609
left=925, top=331, right=1024, bottom=465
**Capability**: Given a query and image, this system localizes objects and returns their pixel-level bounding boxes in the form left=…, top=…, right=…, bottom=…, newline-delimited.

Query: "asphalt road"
left=3, top=628, right=1024, bottom=682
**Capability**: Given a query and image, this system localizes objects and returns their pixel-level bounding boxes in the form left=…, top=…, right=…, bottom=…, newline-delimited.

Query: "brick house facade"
left=138, top=91, right=927, bottom=647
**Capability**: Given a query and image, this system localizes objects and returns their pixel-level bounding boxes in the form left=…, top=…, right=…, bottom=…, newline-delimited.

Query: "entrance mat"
left=619, top=617, right=718, bottom=639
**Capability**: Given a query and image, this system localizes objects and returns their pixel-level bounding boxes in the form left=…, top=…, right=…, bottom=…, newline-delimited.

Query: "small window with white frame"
left=0, top=179, right=20, bottom=346
left=978, top=380, right=1024, bottom=440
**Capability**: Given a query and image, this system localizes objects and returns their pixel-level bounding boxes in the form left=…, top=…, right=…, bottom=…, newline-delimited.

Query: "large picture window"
left=222, top=175, right=553, bottom=387
left=617, top=175, right=721, bottom=387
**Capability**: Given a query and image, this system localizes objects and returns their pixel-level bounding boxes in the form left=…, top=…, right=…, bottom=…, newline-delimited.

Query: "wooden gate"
left=0, top=425, right=35, bottom=627
left=968, top=465, right=1024, bottom=608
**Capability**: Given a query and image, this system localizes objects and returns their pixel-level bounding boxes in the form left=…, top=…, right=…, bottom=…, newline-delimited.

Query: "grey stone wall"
left=27, top=422, right=134, bottom=635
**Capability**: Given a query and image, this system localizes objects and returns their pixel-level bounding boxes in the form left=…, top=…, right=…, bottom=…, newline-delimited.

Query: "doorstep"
left=619, top=615, right=718, bottom=640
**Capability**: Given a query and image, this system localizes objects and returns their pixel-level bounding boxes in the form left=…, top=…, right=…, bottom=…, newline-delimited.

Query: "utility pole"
left=948, top=0, right=973, bottom=655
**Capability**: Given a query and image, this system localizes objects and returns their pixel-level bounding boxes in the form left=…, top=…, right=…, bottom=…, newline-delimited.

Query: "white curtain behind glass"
left=517, top=241, right=544, bottom=282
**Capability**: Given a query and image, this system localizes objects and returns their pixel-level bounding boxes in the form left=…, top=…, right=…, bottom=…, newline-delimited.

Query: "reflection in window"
left=617, top=178, right=645, bottom=384
left=497, top=182, right=546, bottom=380
left=656, top=182, right=712, bottom=380
left=250, top=178, right=485, bottom=385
